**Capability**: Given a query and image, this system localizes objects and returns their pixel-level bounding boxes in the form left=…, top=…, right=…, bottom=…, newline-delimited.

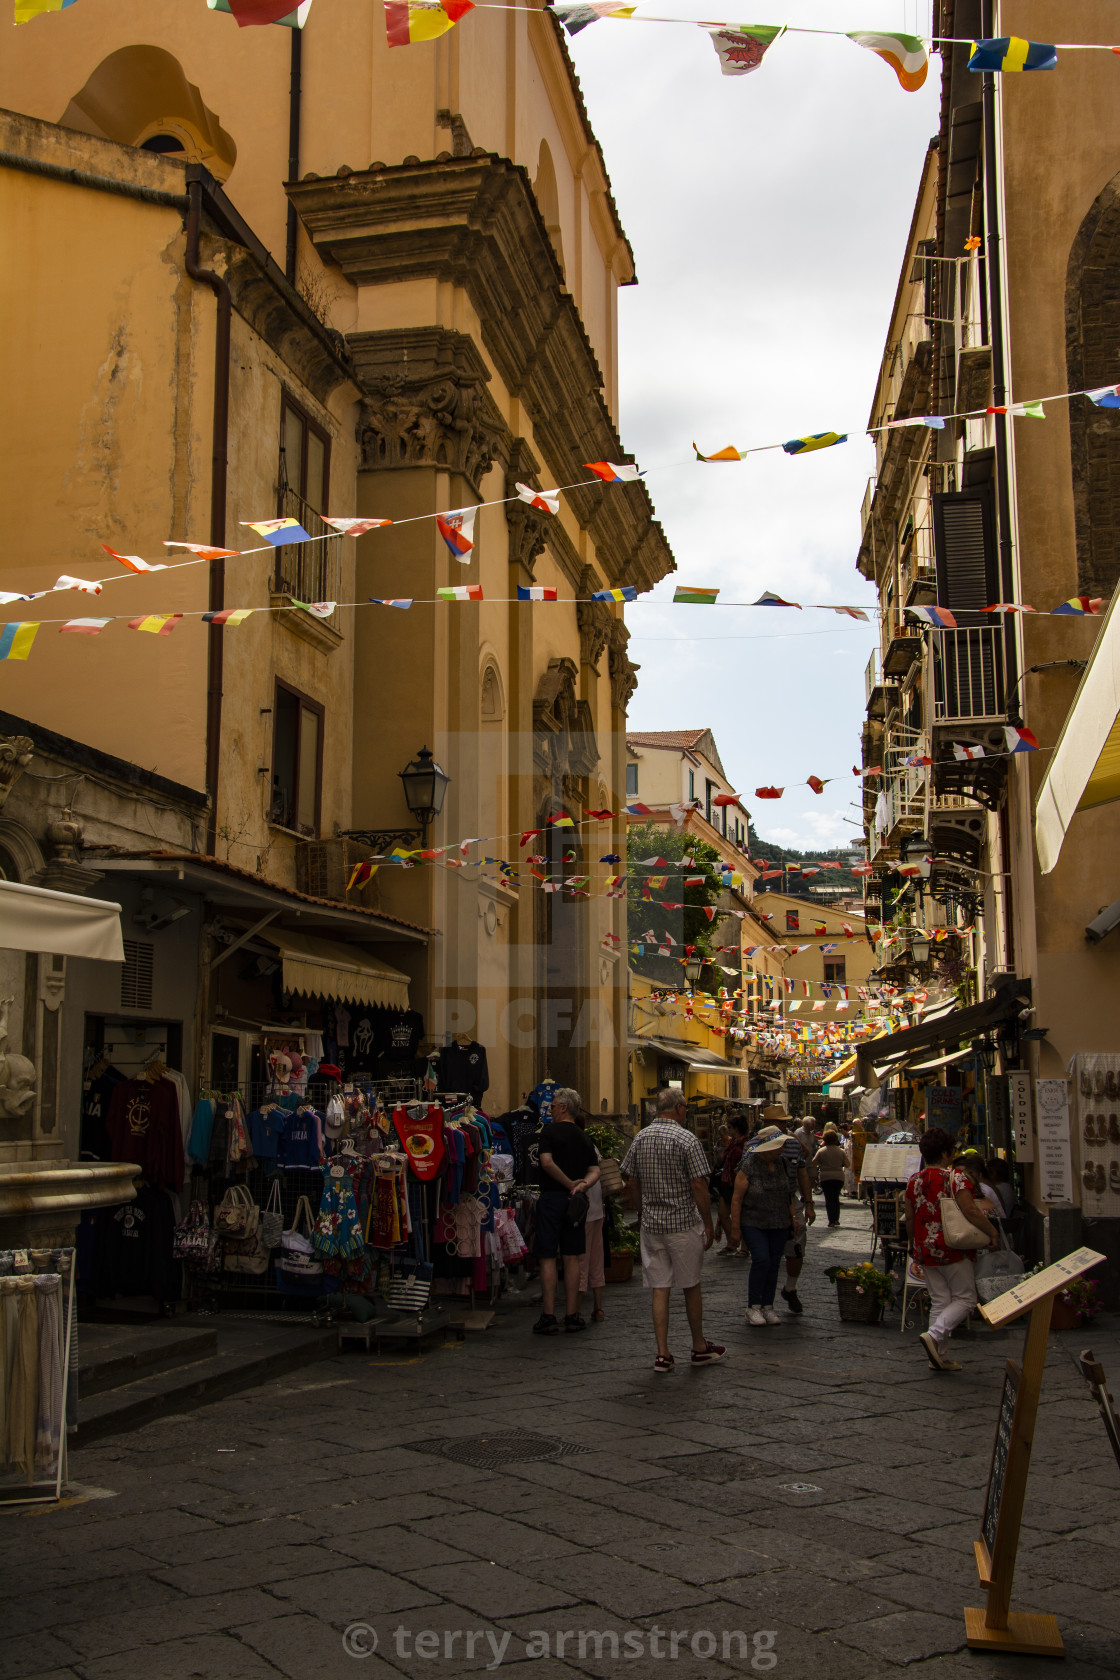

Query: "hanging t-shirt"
left=437, top=1042, right=490, bottom=1102
left=248, top=1107, right=286, bottom=1162
left=378, top=1009, right=425, bottom=1070
left=80, top=1068, right=125, bottom=1160
left=278, top=1107, right=323, bottom=1169
left=106, top=1078, right=184, bottom=1192
left=334, top=1004, right=351, bottom=1049
left=527, top=1080, right=559, bottom=1123
left=93, top=1184, right=179, bottom=1301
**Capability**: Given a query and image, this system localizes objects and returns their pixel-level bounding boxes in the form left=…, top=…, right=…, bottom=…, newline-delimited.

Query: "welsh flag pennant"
left=438, top=585, right=483, bottom=602
left=517, top=586, right=558, bottom=601
left=386, top=0, right=474, bottom=48
left=295, top=600, right=336, bottom=618
left=584, top=461, right=641, bottom=483
left=707, top=23, right=783, bottom=76
left=102, top=544, right=166, bottom=575
left=129, top=613, right=182, bottom=635
left=515, top=483, right=561, bottom=515
left=323, top=516, right=393, bottom=536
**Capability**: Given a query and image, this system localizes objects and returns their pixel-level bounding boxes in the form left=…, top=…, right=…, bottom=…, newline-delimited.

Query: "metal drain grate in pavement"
left=408, top=1431, right=592, bottom=1470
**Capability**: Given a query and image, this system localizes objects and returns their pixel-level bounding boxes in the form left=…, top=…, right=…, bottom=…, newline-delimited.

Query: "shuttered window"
left=120, top=940, right=154, bottom=1010
left=932, top=487, right=999, bottom=619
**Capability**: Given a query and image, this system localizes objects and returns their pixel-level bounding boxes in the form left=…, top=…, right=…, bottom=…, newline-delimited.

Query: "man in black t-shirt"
left=533, top=1087, right=600, bottom=1336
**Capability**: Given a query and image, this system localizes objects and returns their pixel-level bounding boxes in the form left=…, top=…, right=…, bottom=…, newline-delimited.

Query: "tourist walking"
left=813, top=1127, right=849, bottom=1227
left=532, top=1086, right=600, bottom=1336
left=717, top=1115, right=750, bottom=1256
left=729, top=1124, right=799, bottom=1326
left=904, top=1126, right=1000, bottom=1371
left=620, top=1089, right=727, bottom=1373
left=574, top=1112, right=606, bottom=1321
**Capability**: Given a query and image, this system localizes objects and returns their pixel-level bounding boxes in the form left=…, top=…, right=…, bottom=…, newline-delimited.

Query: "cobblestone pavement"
left=3, top=1203, right=1119, bottom=1680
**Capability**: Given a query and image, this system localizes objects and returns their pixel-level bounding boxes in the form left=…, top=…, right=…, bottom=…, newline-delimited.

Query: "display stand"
left=964, top=1246, right=1105, bottom=1658
left=0, top=1248, right=76, bottom=1507
left=1075, top=1348, right=1120, bottom=1475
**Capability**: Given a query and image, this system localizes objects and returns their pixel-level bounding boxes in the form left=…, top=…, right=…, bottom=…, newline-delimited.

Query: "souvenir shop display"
left=0, top=1248, right=75, bottom=1506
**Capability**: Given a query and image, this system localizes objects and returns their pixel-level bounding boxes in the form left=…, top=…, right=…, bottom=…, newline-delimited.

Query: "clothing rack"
left=0, top=1248, right=76, bottom=1506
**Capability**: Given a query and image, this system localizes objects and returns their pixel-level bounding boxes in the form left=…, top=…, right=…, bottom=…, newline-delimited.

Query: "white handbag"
left=974, top=1228, right=1024, bottom=1302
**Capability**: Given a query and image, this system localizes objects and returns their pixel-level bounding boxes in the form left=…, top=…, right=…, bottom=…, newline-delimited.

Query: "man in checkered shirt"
left=621, top=1089, right=727, bottom=1374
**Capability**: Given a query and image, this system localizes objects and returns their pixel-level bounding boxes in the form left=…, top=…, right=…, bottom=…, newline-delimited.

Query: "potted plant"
left=1052, top=1277, right=1101, bottom=1330
left=604, top=1206, right=639, bottom=1284
left=825, top=1261, right=895, bottom=1325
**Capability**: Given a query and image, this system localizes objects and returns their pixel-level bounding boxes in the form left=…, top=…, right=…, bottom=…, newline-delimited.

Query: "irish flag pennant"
left=129, top=614, right=183, bottom=635
left=241, top=517, right=313, bottom=544
left=323, top=517, right=393, bottom=536
left=783, top=432, right=847, bottom=455
left=517, top=586, right=558, bottom=601
left=707, top=23, right=783, bottom=77
left=103, top=545, right=166, bottom=574
left=847, top=31, right=929, bottom=91
left=436, top=506, right=477, bottom=561
left=515, top=483, right=561, bottom=514
left=592, top=586, right=638, bottom=602
left=674, top=586, right=719, bottom=604
left=203, top=608, right=255, bottom=626
left=165, top=540, right=242, bottom=559
left=693, top=442, right=743, bottom=462
left=584, top=461, right=641, bottom=482
left=438, top=585, right=483, bottom=602
left=0, top=623, right=39, bottom=659
left=60, top=618, right=110, bottom=635
left=386, top=0, right=474, bottom=48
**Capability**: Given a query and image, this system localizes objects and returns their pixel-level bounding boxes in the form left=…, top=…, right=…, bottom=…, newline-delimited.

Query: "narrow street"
left=4, top=1207, right=1117, bottom=1680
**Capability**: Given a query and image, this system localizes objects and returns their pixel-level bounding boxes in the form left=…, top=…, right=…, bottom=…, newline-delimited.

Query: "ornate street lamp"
left=684, top=955, right=705, bottom=986
left=341, top=746, right=451, bottom=852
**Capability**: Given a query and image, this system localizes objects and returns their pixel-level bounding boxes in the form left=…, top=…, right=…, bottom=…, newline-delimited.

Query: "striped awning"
left=259, top=928, right=410, bottom=1010
left=1035, top=586, right=1120, bottom=873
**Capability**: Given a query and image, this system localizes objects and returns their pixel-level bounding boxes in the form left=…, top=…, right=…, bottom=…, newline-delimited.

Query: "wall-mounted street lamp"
left=342, top=745, right=452, bottom=852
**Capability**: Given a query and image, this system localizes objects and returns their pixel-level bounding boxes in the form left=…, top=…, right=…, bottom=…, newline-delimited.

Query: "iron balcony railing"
left=932, top=625, right=1006, bottom=723
left=269, top=486, right=344, bottom=611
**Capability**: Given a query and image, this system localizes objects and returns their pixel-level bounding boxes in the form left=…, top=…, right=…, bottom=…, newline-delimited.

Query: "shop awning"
left=628, top=1036, right=743, bottom=1074
left=1035, top=586, right=1120, bottom=873
left=906, top=1045, right=975, bottom=1074
left=0, top=880, right=123, bottom=962
left=856, top=976, right=1030, bottom=1089
left=259, top=928, right=410, bottom=1009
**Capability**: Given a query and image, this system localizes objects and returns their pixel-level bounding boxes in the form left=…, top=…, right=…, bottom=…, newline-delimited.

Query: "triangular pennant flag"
left=583, top=460, right=641, bottom=482
left=323, top=516, right=393, bottom=535
left=435, top=506, right=477, bottom=561
left=241, top=517, right=313, bottom=544
left=782, top=432, right=847, bottom=456
left=385, top=0, right=474, bottom=48
left=706, top=23, right=782, bottom=77
left=102, top=544, right=166, bottom=575
left=60, top=618, right=111, bottom=635
left=515, top=483, right=561, bottom=514
left=129, top=613, right=182, bottom=635
left=693, top=442, right=743, bottom=462
left=165, top=540, right=242, bottom=558
left=847, top=31, right=929, bottom=92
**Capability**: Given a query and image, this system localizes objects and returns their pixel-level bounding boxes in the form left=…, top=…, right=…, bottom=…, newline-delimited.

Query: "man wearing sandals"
left=621, top=1088, right=727, bottom=1373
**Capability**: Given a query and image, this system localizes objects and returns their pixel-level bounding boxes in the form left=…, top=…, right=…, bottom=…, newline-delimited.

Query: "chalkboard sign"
left=874, top=1194, right=901, bottom=1240
left=983, top=1361, right=1020, bottom=1554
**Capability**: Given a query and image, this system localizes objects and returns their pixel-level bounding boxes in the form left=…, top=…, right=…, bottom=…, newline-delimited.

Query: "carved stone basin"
left=0, top=1160, right=139, bottom=1248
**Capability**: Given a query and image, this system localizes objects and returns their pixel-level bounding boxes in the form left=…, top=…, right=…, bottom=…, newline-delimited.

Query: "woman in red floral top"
left=905, top=1127, right=999, bottom=1371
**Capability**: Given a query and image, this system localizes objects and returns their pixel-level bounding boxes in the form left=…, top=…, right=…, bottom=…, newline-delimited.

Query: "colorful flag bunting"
left=905, top=754, right=933, bottom=767
left=782, top=432, right=847, bottom=455
left=386, top=0, right=473, bottom=48
left=908, top=605, right=958, bottom=628
left=693, top=442, right=743, bottom=462
left=1004, top=725, right=1040, bottom=753
left=60, top=618, right=110, bottom=635
left=753, top=592, right=801, bottom=608
left=203, top=608, right=255, bottom=626
left=165, top=540, right=242, bottom=558
left=102, top=545, right=166, bottom=574
left=515, top=483, right=561, bottom=514
left=0, top=591, right=42, bottom=605
left=707, top=23, right=782, bottom=77
left=983, top=602, right=1038, bottom=614
left=322, top=517, right=393, bottom=535
left=296, top=601, right=336, bottom=618
left=554, top=0, right=633, bottom=33
left=826, top=605, right=870, bottom=621
left=208, top=0, right=313, bottom=23
left=54, top=575, right=102, bottom=595
left=673, top=586, right=719, bottom=604
left=437, top=585, right=483, bottom=602
left=516, top=585, right=558, bottom=601
left=592, top=586, right=638, bottom=602
left=852, top=862, right=874, bottom=876
left=345, top=861, right=379, bottom=891
left=711, top=793, right=740, bottom=807
left=1052, top=596, right=1103, bottom=615
left=585, top=809, right=616, bottom=820
left=369, top=598, right=413, bottom=609
left=435, top=506, right=477, bottom=561
left=624, top=802, right=652, bottom=815
left=583, top=460, right=641, bottom=483
left=14, top=0, right=80, bottom=20
left=755, top=787, right=783, bottom=799
left=968, top=37, right=1057, bottom=73
left=806, top=776, right=826, bottom=795
left=954, top=742, right=985, bottom=761
left=242, top=517, right=314, bottom=545
left=129, top=613, right=183, bottom=635
left=847, top=31, right=929, bottom=92
left=1087, top=386, right=1120, bottom=409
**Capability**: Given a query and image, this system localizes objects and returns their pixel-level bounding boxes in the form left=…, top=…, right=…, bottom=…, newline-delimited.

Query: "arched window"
left=60, top=47, right=236, bottom=181
left=479, top=661, right=507, bottom=843
left=533, top=140, right=566, bottom=278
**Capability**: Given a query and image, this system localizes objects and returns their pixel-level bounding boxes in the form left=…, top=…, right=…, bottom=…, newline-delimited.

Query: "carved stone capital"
left=348, top=328, right=509, bottom=499
left=505, top=440, right=548, bottom=578
left=608, top=620, right=639, bottom=712
left=577, top=568, right=612, bottom=668
left=0, top=736, right=33, bottom=811
left=533, top=657, right=599, bottom=781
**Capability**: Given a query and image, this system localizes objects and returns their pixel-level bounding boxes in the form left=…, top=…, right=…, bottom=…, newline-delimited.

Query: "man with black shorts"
left=532, top=1086, right=600, bottom=1335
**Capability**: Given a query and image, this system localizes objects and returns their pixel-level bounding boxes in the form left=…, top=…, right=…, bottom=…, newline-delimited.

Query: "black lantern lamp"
left=399, top=746, right=450, bottom=839
left=900, top=833, right=935, bottom=879
left=910, top=931, right=931, bottom=967
left=684, top=954, right=705, bottom=987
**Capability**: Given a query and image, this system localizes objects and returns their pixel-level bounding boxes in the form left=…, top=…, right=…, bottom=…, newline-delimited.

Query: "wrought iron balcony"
left=269, top=487, right=345, bottom=616
left=931, top=625, right=1006, bottom=724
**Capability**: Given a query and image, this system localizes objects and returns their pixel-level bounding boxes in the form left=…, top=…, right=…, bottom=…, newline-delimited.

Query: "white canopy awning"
left=258, top=927, right=410, bottom=1010
left=1035, top=587, right=1120, bottom=873
left=0, top=880, right=124, bottom=961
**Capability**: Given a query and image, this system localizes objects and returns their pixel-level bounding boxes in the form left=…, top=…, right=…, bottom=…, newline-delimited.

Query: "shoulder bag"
left=939, top=1172, right=989, bottom=1250
left=598, top=1157, right=624, bottom=1197
left=260, top=1176, right=284, bottom=1249
left=974, top=1224, right=1025, bottom=1300
left=277, top=1195, right=324, bottom=1277
left=172, top=1200, right=222, bottom=1273
left=214, top=1183, right=259, bottom=1240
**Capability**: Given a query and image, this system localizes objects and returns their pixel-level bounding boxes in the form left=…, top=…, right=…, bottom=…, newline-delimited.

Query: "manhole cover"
left=409, top=1431, right=592, bottom=1470
left=778, top=1482, right=823, bottom=1494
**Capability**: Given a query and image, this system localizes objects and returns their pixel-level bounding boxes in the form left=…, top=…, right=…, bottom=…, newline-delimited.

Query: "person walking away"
left=532, top=1087, right=599, bottom=1336
left=574, top=1113, right=607, bottom=1321
left=780, top=1119, right=816, bottom=1313
left=813, top=1128, right=848, bottom=1227
left=729, top=1124, right=798, bottom=1326
left=793, top=1113, right=819, bottom=1169
left=984, top=1156, right=1015, bottom=1219
left=621, top=1088, right=727, bottom=1373
left=717, top=1116, right=751, bottom=1256
left=904, top=1126, right=999, bottom=1371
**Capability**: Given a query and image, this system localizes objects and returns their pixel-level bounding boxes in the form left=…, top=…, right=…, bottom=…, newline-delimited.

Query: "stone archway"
left=1066, top=173, right=1120, bottom=597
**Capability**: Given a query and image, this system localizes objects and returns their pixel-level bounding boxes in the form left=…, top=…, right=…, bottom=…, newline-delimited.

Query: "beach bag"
left=173, top=1199, right=220, bottom=1271
left=261, top=1177, right=284, bottom=1249
left=214, top=1183, right=258, bottom=1240
left=277, top=1196, right=323, bottom=1279
left=223, top=1225, right=270, bottom=1276
left=974, top=1228, right=1024, bottom=1302
left=939, top=1185, right=988, bottom=1250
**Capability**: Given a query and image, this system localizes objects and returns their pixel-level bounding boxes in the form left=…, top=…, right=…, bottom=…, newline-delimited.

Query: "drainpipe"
left=184, top=176, right=232, bottom=856
left=285, top=25, right=303, bottom=285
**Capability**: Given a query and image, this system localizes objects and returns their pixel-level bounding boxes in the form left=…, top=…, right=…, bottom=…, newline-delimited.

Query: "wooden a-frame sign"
left=965, top=1246, right=1106, bottom=1658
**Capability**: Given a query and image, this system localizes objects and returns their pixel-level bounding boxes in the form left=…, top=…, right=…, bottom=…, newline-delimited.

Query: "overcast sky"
left=571, top=1, right=939, bottom=850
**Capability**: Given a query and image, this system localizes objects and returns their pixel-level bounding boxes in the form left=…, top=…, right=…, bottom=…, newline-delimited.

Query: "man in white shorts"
left=621, top=1088, right=727, bottom=1374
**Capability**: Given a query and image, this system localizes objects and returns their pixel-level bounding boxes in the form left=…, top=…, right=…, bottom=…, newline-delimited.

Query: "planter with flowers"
left=825, top=1261, right=895, bottom=1325
left=1052, top=1277, right=1101, bottom=1330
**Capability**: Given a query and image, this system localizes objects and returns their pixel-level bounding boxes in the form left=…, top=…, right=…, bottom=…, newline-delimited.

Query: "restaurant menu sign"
left=1035, top=1078, right=1073, bottom=1204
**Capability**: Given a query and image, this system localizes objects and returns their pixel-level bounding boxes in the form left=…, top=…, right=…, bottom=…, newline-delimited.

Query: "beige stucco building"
left=0, top=0, right=674, bottom=1175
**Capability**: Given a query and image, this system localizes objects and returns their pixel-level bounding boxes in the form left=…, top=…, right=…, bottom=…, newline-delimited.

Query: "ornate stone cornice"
left=576, top=567, right=612, bottom=670
left=505, top=439, right=548, bottom=580
left=288, top=156, right=675, bottom=593
left=347, top=328, right=509, bottom=500
left=608, top=620, right=639, bottom=712
left=0, top=736, right=33, bottom=812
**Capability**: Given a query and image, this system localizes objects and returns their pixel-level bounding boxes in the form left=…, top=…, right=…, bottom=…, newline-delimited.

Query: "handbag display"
left=597, top=1157, right=624, bottom=1197
left=974, top=1228, right=1025, bottom=1302
left=223, top=1226, right=270, bottom=1276
left=939, top=1185, right=989, bottom=1249
left=260, top=1177, right=284, bottom=1249
left=277, top=1196, right=323, bottom=1276
left=172, top=1200, right=221, bottom=1273
left=213, top=1184, right=259, bottom=1240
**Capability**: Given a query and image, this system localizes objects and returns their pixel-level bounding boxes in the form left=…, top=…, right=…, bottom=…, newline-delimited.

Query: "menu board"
left=1007, top=1071, right=1034, bottom=1164
left=1035, top=1079, right=1073, bottom=1204
left=860, top=1144, right=921, bottom=1184
left=981, top=1245, right=1105, bottom=1326
left=983, top=1361, right=1020, bottom=1555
